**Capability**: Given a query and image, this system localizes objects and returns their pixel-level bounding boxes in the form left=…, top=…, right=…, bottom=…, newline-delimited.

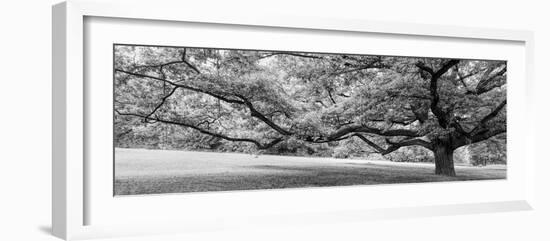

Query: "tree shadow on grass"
left=115, top=162, right=505, bottom=195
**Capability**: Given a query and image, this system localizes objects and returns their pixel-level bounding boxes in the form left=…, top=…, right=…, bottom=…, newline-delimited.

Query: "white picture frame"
left=52, top=0, right=536, bottom=240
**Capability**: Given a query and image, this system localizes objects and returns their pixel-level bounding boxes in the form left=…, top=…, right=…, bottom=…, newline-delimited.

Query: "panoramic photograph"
left=113, top=44, right=507, bottom=195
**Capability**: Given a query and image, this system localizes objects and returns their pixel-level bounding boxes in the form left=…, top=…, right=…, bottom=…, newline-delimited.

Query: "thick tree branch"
left=233, top=94, right=294, bottom=136
left=470, top=127, right=506, bottom=144
left=117, top=69, right=294, bottom=137
left=480, top=99, right=507, bottom=124
left=352, top=134, right=386, bottom=153
left=475, top=66, right=506, bottom=94
left=415, top=62, right=434, bottom=75
left=417, top=59, right=460, bottom=128
left=116, top=69, right=244, bottom=104
left=115, top=110, right=282, bottom=149
left=454, top=65, right=474, bottom=92
left=385, top=137, right=433, bottom=152
left=470, top=99, right=506, bottom=135
left=353, top=134, right=432, bottom=155
left=450, top=100, right=506, bottom=149
left=324, top=124, right=422, bottom=143
left=450, top=120, right=469, bottom=136
left=433, top=60, right=461, bottom=79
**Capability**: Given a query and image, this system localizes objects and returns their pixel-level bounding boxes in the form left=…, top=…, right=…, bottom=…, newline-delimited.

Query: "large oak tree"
left=114, top=45, right=506, bottom=176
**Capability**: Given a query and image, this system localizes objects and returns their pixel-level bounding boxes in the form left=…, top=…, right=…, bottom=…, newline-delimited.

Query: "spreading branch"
left=353, top=134, right=432, bottom=155
left=116, top=69, right=294, bottom=137
left=416, top=59, right=460, bottom=128
left=116, top=69, right=245, bottom=104
left=234, top=93, right=294, bottom=136
left=323, top=124, right=423, bottom=143
left=470, top=127, right=506, bottom=144
left=475, top=66, right=506, bottom=95
left=116, top=110, right=283, bottom=149
left=470, top=99, right=506, bottom=136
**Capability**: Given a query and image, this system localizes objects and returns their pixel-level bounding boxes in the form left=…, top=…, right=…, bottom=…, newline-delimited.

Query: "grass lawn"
left=114, top=148, right=506, bottom=195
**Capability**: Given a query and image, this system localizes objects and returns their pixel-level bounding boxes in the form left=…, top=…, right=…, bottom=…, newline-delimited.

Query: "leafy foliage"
left=114, top=45, right=506, bottom=167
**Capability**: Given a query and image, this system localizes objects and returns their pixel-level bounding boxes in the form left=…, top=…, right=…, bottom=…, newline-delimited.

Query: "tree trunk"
left=433, top=141, right=456, bottom=176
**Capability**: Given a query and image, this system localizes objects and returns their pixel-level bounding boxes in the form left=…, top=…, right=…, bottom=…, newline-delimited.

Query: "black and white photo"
left=114, top=44, right=507, bottom=195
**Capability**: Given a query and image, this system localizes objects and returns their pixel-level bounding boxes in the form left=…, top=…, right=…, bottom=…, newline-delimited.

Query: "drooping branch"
left=231, top=93, right=293, bottom=136
left=116, top=69, right=294, bottom=137
left=323, top=124, right=423, bottom=143
left=115, top=110, right=283, bottom=150
left=116, top=69, right=245, bottom=105
left=118, top=48, right=298, bottom=137
left=352, top=134, right=386, bottom=153
left=353, top=134, right=432, bottom=155
left=384, top=137, right=433, bottom=153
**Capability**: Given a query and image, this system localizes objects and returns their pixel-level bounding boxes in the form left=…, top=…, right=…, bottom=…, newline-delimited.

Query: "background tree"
left=114, top=45, right=506, bottom=176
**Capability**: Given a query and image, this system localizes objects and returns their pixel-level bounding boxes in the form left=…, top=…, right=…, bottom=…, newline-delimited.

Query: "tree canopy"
left=114, top=45, right=506, bottom=176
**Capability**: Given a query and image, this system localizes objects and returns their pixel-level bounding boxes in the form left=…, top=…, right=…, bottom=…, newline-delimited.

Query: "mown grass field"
left=114, top=148, right=506, bottom=195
